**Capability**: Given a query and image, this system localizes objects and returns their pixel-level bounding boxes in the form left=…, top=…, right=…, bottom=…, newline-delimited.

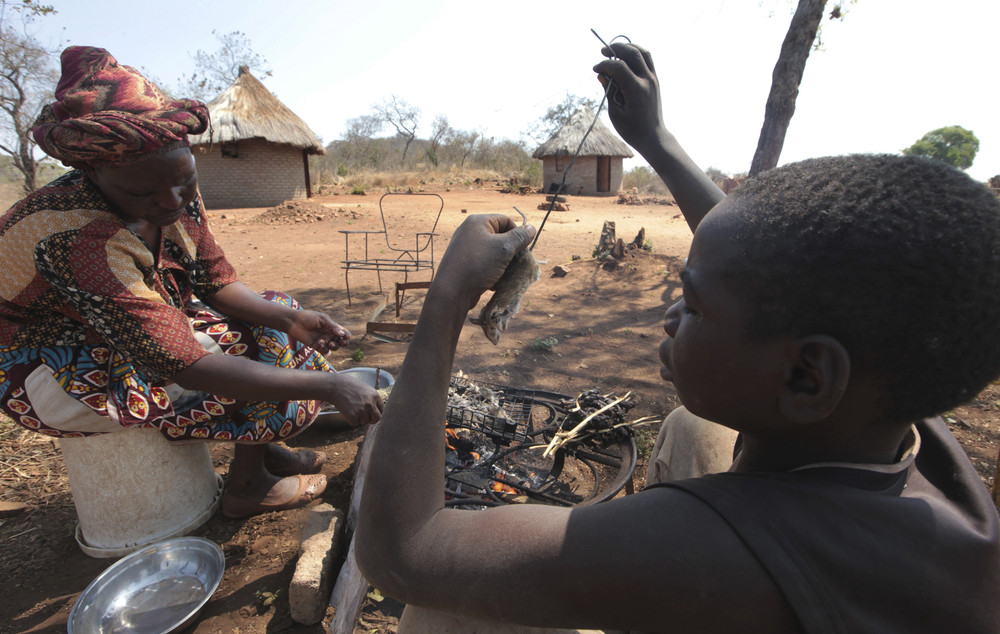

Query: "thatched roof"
left=531, top=106, right=633, bottom=159
left=189, top=66, right=325, bottom=155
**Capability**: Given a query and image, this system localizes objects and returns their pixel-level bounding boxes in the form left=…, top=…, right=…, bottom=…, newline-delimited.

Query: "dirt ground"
left=1, top=184, right=998, bottom=633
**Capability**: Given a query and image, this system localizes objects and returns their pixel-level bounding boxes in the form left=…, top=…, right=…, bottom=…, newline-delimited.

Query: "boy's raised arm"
left=594, top=43, right=724, bottom=231
left=354, top=215, right=792, bottom=631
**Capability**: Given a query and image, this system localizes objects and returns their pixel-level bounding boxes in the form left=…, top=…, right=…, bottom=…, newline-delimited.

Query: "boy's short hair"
left=725, top=154, right=1000, bottom=424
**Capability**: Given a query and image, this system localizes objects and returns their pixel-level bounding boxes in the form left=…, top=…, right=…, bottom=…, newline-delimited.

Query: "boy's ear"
left=778, top=335, right=850, bottom=425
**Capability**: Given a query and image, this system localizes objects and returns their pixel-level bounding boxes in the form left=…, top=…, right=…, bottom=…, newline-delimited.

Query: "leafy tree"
left=0, top=0, right=58, bottom=194
left=902, top=126, right=979, bottom=170
left=179, top=30, right=271, bottom=101
left=373, top=96, right=419, bottom=167
left=527, top=93, right=598, bottom=144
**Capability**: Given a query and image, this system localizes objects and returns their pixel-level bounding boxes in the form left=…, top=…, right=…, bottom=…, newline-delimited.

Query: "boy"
left=355, top=43, right=1000, bottom=632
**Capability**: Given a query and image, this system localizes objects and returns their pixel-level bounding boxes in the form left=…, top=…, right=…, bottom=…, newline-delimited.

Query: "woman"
left=0, top=46, right=383, bottom=518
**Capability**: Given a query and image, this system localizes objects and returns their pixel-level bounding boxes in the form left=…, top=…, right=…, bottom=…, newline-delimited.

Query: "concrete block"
left=289, top=503, right=345, bottom=624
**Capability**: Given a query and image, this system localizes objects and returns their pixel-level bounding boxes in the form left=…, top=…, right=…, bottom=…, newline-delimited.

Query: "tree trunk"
left=749, top=0, right=827, bottom=177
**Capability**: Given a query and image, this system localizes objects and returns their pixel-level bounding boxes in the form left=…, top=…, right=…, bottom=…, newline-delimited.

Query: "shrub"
left=530, top=336, right=559, bottom=351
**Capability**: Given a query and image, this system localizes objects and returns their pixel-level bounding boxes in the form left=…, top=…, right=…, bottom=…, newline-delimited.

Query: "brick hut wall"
left=541, top=155, right=624, bottom=196
left=192, top=139, right=308, bottom=209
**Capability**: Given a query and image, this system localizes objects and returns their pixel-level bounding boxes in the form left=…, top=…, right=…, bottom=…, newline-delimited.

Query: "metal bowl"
left=317, top=367, right=395, bottom=428
left=68, top=536, right=225, bottom=634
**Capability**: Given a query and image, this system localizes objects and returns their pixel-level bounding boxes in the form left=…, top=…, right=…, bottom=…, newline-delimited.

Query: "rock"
left=596, top=221, right=617, bottom=255
left=289, top=503, right=345, bottom=625
left=631, top=227, right=646, bottom=249
left=538, top=202, right=569, bottom=211
left=553, top=265, right=570, bottom=277
left=617, top=193, right=643, bottom=205
left=610, top=238, right=626, bottom=260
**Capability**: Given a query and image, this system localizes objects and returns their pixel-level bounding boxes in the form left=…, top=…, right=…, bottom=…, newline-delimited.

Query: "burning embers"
left=443, top=374, right=639, bottom=508
left=444, top=423, right=554, bottom=505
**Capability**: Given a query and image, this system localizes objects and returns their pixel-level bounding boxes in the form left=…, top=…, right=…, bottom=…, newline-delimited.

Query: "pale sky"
left=35, top=0, right=1000, bottom=181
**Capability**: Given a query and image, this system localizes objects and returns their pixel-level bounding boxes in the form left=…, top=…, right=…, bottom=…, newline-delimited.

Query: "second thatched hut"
left=532, top=105, right=633, bottom=196
left=189, top=66, right=325, bottom=209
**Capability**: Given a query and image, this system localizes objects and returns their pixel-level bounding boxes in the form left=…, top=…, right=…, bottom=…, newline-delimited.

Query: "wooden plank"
left=395, top=281, right=431, bottom=317
left=329, top=423, right=380, bottom=634
left=329, top=539, right=367, bottom=634
left=366, top=321, right=416, bottom=334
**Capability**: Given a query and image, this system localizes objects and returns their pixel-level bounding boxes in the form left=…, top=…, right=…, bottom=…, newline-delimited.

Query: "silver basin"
left=68, top=536, right=225, bottom=633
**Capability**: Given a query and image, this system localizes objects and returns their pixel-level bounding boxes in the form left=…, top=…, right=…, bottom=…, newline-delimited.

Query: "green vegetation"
left=351, top=348, right=364, bottom=363
left=529, top=336, right=559, bottom=351
left=903, top=126, right=980, bottom=170
left=623, top=165, right=671, bottom=196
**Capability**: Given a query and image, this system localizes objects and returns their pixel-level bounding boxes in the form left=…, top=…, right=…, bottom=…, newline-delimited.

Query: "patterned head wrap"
left=32, top=46, right=209, bottom=167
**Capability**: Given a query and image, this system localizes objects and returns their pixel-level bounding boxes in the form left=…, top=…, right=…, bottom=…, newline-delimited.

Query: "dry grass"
left=316, top=168, right=522, bottom=194
left=0, top=181, right=22, bottom=212
left=0, top=418, right=72, bottom=508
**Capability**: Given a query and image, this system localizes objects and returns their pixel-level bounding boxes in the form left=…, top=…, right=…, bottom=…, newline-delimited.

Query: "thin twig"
left=542, top=392, right=631, bottom=457
left=567, top=416, right=660, bottom=444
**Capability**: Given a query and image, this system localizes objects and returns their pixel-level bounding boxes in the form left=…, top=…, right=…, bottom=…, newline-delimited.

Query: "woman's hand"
left=288, top=310, right=351, bottom=354
left=325, top=374, right=384, bottom=427
left=432, top=214, right=536, bottom=310
left=593, top=43, right=666, bottom=153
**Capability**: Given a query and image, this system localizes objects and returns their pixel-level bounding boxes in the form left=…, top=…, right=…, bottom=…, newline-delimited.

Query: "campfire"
left=443, top=373, right=639, bottom=508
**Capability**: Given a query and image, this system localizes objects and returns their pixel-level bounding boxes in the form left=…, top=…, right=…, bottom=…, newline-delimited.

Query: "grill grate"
left=446, top=375, right=546, bottom=444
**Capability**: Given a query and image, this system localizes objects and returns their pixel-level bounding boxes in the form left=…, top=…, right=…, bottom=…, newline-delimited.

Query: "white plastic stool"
left=59, top=427, right=223, bottom=558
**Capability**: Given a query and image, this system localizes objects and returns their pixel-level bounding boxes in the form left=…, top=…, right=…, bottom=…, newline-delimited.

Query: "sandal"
left=265, top=446, right=327, bottom=477
left=220, top=474, right=327, bottom=519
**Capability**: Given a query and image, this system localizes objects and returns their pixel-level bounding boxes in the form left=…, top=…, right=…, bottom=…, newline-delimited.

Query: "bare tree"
left=425, top=115, right=451, bottom=167
left=447, top=129, right=480, bottom=168
left=374, top=96, right=419, bottom=167
left=179, top=30, right=271, bottom=101
left=0, top=0, right=53, bottom=25
left=341, top=114, right=386, bottom=170
left=749, top=0, right=831, bottom=176
left=0, top=2, right=58, bottom=194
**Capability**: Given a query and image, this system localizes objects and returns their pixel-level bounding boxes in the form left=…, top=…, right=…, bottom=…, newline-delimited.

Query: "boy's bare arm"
left=354, top=216, right=795, bottom=631
left=594, top=43, right=724, bottom=232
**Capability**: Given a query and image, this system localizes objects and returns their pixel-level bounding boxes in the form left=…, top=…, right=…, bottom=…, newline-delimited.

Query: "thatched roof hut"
left=532, top=106, right=633, bottom=196
left=189, top=66, right=325, bottom=209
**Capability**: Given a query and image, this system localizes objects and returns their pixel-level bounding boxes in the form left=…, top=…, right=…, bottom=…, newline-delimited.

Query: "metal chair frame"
left=340, top=192, right=443, bottom=305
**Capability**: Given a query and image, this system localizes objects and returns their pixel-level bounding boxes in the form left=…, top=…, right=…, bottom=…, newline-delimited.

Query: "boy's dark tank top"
left=646, top=416, right=1000, bottom=633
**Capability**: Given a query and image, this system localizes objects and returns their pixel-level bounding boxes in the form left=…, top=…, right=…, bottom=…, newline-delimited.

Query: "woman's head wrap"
left=32, top=46, right=209, bottom=167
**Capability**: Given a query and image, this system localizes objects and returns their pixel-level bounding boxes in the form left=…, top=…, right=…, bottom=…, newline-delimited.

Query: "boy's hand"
left=288, top=310, right=351, bottom=354
left=433, top=214, right=536, bottom=310
left=593, top=43, right=666, bottom=153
